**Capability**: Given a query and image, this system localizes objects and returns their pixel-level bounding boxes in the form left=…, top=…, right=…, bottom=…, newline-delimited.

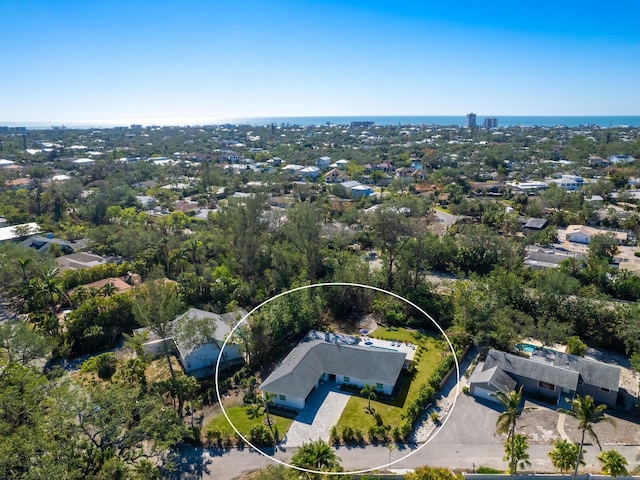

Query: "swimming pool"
left=515, top=343, right=537, bottom=353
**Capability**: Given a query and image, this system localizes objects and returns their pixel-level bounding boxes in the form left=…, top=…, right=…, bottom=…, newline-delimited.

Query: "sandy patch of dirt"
left=563, top=413, right=640, bottom=446
left=519, top=405, right=562, bottom=444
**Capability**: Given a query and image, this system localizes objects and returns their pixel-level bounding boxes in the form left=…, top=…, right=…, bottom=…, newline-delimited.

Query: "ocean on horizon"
left=4, top=115, right=640, bottom=129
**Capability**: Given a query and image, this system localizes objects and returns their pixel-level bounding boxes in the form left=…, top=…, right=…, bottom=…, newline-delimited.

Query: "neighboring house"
left=131, top=180, right=158, bottom=189
left=135, top=195, right=156, bottom=208
left=523, top=246, right=584, bottom=270
left=5, top=178, right=35, bottom=190
left=469, top=349, right=620, bottom=407
left=548, top=177, right=578, bottom=191
left=268, top=196, right=296, bottom=208
left=565, top=225, right=628, bottom=245
left=57, top=252, right=109, bottom=271
left=0, top=222, right=40, bottom=243
left=351, top=184, right=373, bottom=199
left=608, top=154, right=636, bottom=164
left=136, top=307, right=246, bottom=379
left=72, top=158, right=96, bottom=166
left=324, top=168, right=350, bottom=184
left=20, top=235, right=75, bottom=254
left=522, top=218, right=549, bottom=235
left=509, top=181, right=549, bottom=194
left=334, top=159, right=350, bottom=170
left=299, top=166, right=321, bottom=180
left=259, top=331, right=407, bottom=410
left=0, top=159, right=15, bottom=168
left=315, top=156, right=331, bottom=169
left=69, top=277, right=133, bottom=296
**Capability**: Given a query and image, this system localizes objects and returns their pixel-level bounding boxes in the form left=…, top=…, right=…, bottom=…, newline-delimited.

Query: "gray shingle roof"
left=529, top=349, right=621, bottom=391
left=469, top=364, right=517, bottom=393
left=484, top=350, right=579, bottom=391
left=259, top=339, right=406, bottom=398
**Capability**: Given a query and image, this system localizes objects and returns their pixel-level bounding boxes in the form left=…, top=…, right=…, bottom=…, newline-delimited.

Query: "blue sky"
left=1, top=0, right=639, bottom=124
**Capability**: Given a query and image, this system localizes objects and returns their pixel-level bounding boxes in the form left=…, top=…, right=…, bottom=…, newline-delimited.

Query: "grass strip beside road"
left=204, top=405, right=294, bottom=441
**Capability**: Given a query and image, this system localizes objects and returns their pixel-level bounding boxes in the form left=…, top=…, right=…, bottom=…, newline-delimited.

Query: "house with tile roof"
left=469, top=348, right=620, bottom=407
left=259, top=332, right=407, bottom=410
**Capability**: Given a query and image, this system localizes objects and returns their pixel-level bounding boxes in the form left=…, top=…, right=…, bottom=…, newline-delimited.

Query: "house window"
left=600, top=387, right=610, bottom=393
left=279, top=394, right=286, bottom=401
left=538, top=381, right=555, bottom=391
left=343, top=376, right=350, bottom=383
left=376, top=383, right=383, bottom=389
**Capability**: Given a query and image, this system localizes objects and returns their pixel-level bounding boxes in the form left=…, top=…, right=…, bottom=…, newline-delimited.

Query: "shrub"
left=249, top=424, right=273, bottom=446
left=477, top=466, right=503, bottom=474
left=341, top=425, right=355, bottom=443
left=566, top=336, right=587, bottom=356
left=329, top=425, right=340, bottom=445
left=79, top=352, right=117, bottom=380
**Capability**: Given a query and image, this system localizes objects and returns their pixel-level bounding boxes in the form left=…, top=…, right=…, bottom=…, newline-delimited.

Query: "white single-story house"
left=469, top=348, right=620, bottom=407
left=565, top=225, right=628, bottom=245
left=136, top=307, right=246, bottom=378
left=299, top=166, right=321, bottom=180
left=259, top=331, right=408, bottom=410
left=0, top=222, right=40, bottom=243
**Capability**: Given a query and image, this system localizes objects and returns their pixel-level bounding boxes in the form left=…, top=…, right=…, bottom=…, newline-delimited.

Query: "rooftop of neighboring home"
left=56, top=252, right=113, bottom=271
left=0, top=222, right=40, bottom=242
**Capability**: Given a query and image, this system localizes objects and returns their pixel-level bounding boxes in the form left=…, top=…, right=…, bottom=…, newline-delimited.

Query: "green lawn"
left=335, top=327, right=448, bottom=438
left=204, top=405, right=294, bottom=440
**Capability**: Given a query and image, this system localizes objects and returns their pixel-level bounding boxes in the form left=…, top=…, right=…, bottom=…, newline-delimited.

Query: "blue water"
left=220, top=115, right=640, bottom=128
left=516, top=343, right=537, bottom=353
left=5, top=115, right=640, bottom=129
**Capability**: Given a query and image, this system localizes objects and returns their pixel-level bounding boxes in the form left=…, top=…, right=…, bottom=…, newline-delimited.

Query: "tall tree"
left=283, top=202, right=324, bottom=283
left=132, top=267, right=184, bottom=379
left=559, top=395, right=615, bottom=480
left=491, top=387, right=534, bottom=480
left=367, top=206, right=416, bottom=289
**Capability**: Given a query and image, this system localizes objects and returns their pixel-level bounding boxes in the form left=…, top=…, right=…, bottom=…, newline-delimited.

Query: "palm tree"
left=360, top=384, right=377, bottom=413
left=262, top=391, right=277, bottom=444
left=559, top=394, right=615, bottom=480
left=15, top=257, right=31, bottom=285
left=503, top=434, right=531, bottom=473
left=246, top=402, right=262, bottom=420
left=491, top=386, right=534, bottom=479
left=597, top=449, right=628, bottom=477
left=36, top=267, right=67, bottom=315
left=548, top=439, right=585, bottom=474
left=291, top=439, right=341, bottom=478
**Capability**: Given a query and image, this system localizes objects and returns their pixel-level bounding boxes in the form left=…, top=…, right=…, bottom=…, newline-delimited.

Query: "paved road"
left=178, top=442, right=640, bottom=479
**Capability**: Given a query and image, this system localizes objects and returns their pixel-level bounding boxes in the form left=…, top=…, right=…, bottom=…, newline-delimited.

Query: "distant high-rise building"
left=484, top=117, right=498, bottom=129
left=466, top=113, right=477, bottom=129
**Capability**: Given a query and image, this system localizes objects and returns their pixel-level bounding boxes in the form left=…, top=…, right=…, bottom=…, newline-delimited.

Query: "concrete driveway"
left=279, top=382, right=350, bottom=448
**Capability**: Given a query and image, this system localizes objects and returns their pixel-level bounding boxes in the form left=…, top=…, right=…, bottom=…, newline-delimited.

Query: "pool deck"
left=356, top=336, right=417, bottom=361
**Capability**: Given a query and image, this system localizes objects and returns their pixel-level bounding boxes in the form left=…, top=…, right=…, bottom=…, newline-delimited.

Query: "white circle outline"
left=215, top=282, right=460, bottom=476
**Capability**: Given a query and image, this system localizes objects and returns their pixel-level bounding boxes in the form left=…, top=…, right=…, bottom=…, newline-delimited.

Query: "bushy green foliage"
left=566, top=336, right=587, bottom=356
left=249, top=424, right=273, bottom=446
left=79, top=352, right=117, bottom=380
